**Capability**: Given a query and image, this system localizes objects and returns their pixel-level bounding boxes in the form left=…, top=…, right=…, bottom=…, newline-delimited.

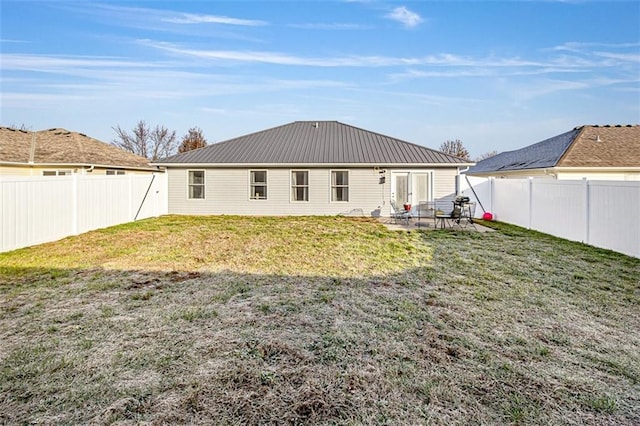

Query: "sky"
left=1, top=0, right=639, bottom=159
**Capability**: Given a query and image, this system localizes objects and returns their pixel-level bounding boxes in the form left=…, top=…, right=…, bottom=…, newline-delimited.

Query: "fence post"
left=72, top=174, right=79, bottom=235
left=583, top=178, right=590, bottom=244
left=129, top=174, right=134, bottom=220
left=528, top=177, right=533, bottom=230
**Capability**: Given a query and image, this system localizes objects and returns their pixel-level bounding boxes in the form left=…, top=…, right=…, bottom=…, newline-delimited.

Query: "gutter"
left=150, top=162, right=476, bottom=168
left=0, top=162, right=162, bottom=172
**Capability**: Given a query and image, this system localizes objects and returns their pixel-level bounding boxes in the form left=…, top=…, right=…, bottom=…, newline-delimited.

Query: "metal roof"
left=156, top=121, right=470, bottom=166
left=467, top=128, right=579, bottom=174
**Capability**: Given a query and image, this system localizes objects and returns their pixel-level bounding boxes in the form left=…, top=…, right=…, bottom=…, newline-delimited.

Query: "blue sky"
left=1, top=1, right=639, bottom=158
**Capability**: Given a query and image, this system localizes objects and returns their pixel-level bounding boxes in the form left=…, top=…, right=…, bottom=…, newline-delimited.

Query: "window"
left=42, top=170, right=71, bottom=176
left=250, top=170, right=267, bottom=200
left=291, top=170, right=309, bottom=201
left=188, top=170, right=205, bottom=199
left=331, top=170, right=349, bottom=202
left=106, top=169, right=125, bottom=175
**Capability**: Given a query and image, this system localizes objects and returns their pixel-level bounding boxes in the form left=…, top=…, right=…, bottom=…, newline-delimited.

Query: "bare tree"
left=112, top=120, right=177, bottom=160
left=8, top=123, right=31, bottom=131
left=178, top=127, right=208, bottom=153
left=439, top=139, right=470, bottom=160
left=475, top=150, right=498, bottom=161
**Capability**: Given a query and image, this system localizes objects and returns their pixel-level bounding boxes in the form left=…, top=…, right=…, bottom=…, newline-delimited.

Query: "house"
left=0, top=127, right=157, bottom=176
left=467, top=125, right=640, bottom=180
left=153, top=121, right=473, bottom=216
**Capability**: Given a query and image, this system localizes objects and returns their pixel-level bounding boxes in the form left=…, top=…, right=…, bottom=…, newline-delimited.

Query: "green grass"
left=0, top=215, right=638, bottom=425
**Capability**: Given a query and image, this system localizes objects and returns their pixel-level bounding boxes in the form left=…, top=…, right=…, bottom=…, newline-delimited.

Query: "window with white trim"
left=331, top=170, right=349, bottom=202
left=188, top=170, right=205, bottom=199
left=250, top=170, right=267, bottom=200
left=291, top=170, right=309, bottom=202
left=106, top=169, right=125, bottom=175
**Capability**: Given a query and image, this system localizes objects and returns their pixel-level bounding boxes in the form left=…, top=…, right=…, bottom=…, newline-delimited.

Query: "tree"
left=178, top=127, right=208, bottom=153
left=439, top=139, right=470, bottom=160
left=112, top=120, right=177, bottom=160
left=475, top=150, right=498, bottom=161
left=8, top=123, right=31, bottom=131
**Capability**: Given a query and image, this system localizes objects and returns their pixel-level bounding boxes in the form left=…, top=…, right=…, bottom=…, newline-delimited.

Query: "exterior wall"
left=433, top=167, right=459, bottom=201
left=167, top=166, right=460, bottom=216
left=556, top=171, right=640, bottom=181
left=470, top=169, right=640, bottom=181
left=0, top=165, right=155, bottom=176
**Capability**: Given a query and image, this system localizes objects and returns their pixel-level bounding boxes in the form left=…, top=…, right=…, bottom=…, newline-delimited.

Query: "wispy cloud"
left=138, top=40, right=618, bottom=72
left=385, top=6, right=423, bottom=28
left=162, top=13, right=266, bottom=26
left=288, top=22, right=371, bottom=30
left=55, top=2, right=268, bottom=33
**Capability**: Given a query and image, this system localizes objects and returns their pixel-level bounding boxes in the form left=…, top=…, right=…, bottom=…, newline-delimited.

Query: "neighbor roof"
left=468, top=125, right=640, bottom=174
left=0, top=127, right=153, bottom=169
left=155, top=121, right=471, bottom=166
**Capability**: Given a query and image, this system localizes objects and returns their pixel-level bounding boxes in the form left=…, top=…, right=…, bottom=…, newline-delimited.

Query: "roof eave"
left=0, top=161, right=160, bottom=171
left=152, top=162, right=475, bottom=168
left=554, top=166, right=640, bottom=172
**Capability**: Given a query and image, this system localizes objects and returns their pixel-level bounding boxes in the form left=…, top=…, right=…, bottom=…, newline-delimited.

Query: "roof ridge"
left=556, top=126, right=584, bottom=166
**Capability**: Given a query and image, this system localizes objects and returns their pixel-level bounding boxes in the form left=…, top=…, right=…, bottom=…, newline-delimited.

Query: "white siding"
left=167, top=167, right=460, bottom=216
left=433, top=168, right=459, bottom=201
left=557, top=171, right=640, bottom=181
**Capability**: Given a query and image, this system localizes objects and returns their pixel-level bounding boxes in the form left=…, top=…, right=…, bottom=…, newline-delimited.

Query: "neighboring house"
left=153, top=121, right=473, bottom=216
left=467, top=125, right=640, bottom=180
left=0, top=127, right=158, bottom=176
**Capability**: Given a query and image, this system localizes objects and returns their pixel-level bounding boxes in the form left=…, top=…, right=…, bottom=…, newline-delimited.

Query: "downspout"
left=456, top=167, right=470, bottom=196
left=460, top=166, right=487, bottom=214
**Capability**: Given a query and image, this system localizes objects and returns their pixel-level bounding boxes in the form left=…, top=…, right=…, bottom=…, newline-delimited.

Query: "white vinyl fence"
left=1, top=173, right=168, bottom=253
left=460, top=176, right=640, bottom=258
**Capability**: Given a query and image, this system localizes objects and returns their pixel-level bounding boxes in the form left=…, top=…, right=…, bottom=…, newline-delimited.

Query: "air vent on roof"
left=312, top=122, right=319, bottom=128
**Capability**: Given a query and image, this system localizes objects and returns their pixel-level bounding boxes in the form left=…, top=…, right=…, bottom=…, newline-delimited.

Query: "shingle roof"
left=559, top=125, right=640, bottom=167
left=156, top=121, right=470, bottom=166
left=467, top=125, right=640, bottom=174
left=0, top=127, right=153, bottom=169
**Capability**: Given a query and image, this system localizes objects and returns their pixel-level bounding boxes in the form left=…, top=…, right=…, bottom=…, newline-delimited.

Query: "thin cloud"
left=288, top=22, right=371, bottom=30
left=139, top=40, right=601, bottom=71
left=386, top=6, right=423, bottom=28
left=163, top=13, right=266, bottom=26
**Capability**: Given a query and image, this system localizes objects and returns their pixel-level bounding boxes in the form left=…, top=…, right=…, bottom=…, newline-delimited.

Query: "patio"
left=378, top=216, right=494, bottom=232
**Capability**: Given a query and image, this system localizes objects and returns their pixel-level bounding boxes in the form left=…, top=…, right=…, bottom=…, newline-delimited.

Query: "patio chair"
left=416, top=201, right=435, bottom=228
left=457, top=201, right=477, bottom=229
left=390, top=200, right=411, bottom=225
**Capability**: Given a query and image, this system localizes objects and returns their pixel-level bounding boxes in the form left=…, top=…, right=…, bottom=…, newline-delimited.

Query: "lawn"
left=0, top=215, right=638, bottom=425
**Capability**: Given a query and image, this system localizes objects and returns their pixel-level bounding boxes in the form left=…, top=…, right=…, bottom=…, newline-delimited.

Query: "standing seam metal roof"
left=156, top=121, right=469, bottom=165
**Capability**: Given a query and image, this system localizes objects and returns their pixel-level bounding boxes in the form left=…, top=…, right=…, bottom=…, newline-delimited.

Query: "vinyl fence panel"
left=1, top=173, right=167, bottom=252
left=530, top=180, right=586, bottom=243
left=587, top=181, right=639, bottom=258
left=462, top=176, right=639, bottom=258
left=1, top=176, right=75, bottom=252
left=492, top=179, right=531, bottom=228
